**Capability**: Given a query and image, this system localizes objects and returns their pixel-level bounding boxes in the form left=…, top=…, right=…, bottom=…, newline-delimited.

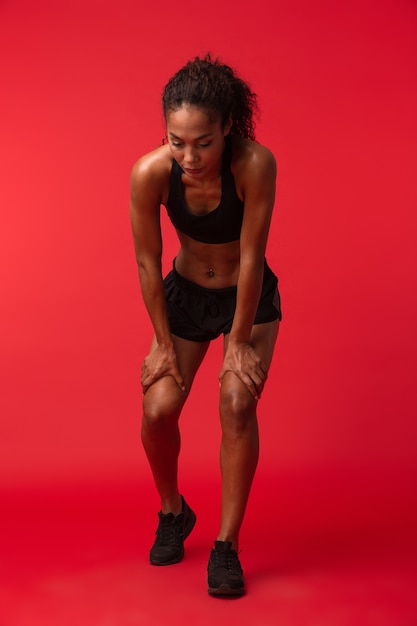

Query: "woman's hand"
left=141, top=344, right=186, bottom=395
left=219, top=341, right=267, bottom=400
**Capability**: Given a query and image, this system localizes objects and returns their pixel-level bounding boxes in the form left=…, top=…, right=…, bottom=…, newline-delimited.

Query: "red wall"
left=1, top=0, right=416, bottom=509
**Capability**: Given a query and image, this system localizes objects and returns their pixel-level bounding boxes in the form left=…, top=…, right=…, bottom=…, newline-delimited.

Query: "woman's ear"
left=223, top=114, right=233, bottom=136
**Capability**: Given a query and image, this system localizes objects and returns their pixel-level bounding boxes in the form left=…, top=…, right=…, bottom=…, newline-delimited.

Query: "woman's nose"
left=183, top=147, right=198, bottom=164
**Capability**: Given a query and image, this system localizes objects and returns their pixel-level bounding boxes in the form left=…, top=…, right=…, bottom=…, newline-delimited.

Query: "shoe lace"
left=156, top=514, right=183, bottom=545
left=211, top=548, right=242, bottom=573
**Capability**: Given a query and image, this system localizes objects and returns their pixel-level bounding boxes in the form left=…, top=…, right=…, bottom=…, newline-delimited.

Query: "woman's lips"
left=183, top=167, right=203, bottom=175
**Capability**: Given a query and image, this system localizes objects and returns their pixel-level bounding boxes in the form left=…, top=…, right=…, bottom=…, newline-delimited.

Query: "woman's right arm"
left=130, top=154, right=185, bottom=393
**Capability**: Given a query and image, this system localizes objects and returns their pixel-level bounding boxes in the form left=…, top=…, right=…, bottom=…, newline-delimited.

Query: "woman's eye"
left=170, top=141, right=211, bottom=149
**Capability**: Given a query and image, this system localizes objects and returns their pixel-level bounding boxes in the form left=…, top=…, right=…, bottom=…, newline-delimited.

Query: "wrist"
left=156, top=335, right=174, bottom=350
left=227, top=334, right=250, bottom=345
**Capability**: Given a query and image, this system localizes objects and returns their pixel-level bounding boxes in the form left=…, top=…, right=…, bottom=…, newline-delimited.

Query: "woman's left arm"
left=219, top=143, right=277, bottom=398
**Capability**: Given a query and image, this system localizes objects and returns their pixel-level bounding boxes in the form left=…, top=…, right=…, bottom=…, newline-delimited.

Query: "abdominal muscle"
left=174, top=231, right=241, bottom=288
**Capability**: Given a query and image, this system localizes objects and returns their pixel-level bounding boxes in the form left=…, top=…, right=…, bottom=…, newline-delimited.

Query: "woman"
left=130, top=55, right=282, bottom=596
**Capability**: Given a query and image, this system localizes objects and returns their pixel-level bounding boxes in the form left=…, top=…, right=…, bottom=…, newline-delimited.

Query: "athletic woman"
left=130, top=54, right=282, bottom=596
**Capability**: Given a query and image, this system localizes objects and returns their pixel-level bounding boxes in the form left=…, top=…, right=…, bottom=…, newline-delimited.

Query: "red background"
left=1, top=0, right=416, bottom=624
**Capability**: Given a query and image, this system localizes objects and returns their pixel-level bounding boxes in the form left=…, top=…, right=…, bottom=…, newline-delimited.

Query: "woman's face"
left=166, top=104, right=231, bottom=181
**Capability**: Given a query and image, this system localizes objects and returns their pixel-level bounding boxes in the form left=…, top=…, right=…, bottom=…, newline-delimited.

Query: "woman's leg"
left=142, top=334, right=210, bottom=515
left=218, top=320, right=280, bottom=550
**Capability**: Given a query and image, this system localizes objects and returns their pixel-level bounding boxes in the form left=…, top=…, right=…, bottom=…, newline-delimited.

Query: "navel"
left=208, top=267, right=215, bottom=278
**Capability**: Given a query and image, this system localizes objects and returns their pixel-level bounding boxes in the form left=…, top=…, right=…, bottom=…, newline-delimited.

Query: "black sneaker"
left=207, top=540, right=245, bottom=596
left=150, top=495, right=196, bottom=565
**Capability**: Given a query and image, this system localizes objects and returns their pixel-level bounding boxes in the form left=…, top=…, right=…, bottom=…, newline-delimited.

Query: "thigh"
left=145, top=334, right=210, bottom=405
left=219, top=320, right=280, bottom=409
left=223, top=320, right=280, bottom=372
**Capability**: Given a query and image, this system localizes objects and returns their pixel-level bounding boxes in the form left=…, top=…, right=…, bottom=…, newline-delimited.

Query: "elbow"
left=239, top=249, right=266, bottom=270
left=136, top=254, right=162, bottom=277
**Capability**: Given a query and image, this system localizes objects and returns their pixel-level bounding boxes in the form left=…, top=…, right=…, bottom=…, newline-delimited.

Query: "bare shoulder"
left=230, top=136, right=276, bottom=193
left=130, top=144, right=172, bottom=204
left=231, top=136, right=276, bottom=170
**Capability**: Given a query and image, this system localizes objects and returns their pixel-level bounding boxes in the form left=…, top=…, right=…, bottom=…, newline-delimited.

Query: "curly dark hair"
left=162, top=54, right=258, bottom=141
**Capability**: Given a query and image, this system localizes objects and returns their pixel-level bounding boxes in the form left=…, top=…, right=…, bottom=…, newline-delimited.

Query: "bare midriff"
left=175, top=231, right=241, bottom=288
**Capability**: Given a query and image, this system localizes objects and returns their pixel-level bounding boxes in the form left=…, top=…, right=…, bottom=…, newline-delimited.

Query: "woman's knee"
left=219, top=383, right=257, bottom=435
left=142, top=384, right=184, bottom=430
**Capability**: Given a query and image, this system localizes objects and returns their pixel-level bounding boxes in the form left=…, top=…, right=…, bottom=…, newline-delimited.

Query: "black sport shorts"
left=163, top=258, right=282, bottom=342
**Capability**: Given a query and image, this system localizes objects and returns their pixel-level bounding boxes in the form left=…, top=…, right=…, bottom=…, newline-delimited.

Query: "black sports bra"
left=165, top=136, right=244, bottom=244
